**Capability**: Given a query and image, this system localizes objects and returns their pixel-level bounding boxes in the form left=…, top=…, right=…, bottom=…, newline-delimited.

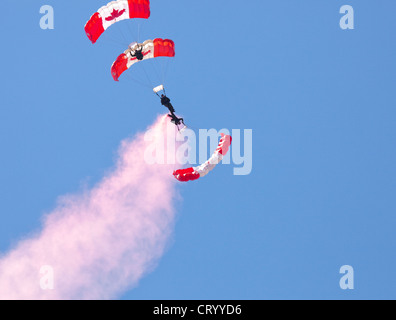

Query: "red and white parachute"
left=85, top=0, right=151, bottom=44
left=173, top=134, right=232, bottom=182
left=111, top=39, right=176, bottom=81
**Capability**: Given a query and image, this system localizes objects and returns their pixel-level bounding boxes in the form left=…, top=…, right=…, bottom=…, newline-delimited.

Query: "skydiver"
left=160, top=94, right=175, bottom=114
left=130, top=45, right=144, bottom=60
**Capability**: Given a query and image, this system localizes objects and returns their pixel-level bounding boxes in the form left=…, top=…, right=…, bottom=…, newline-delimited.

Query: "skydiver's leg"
left=167, top=103, right=175, bottom=114
left=168, top=113, right=176, bottom=124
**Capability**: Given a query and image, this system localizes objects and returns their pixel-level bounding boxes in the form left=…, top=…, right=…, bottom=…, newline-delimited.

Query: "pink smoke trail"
left=0, top=116, right=180, bottom=299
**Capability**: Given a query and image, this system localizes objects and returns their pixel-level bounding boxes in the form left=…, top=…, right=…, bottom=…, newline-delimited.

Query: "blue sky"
left=1, top=0, right=396, bottom=299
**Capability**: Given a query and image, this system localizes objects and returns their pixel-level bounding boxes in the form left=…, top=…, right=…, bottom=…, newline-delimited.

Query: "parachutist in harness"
left=155, top=89, right=186, bottom=131
left=160, top=94, right=175, bottom=114
left=130, top=45, right=144, bottom=61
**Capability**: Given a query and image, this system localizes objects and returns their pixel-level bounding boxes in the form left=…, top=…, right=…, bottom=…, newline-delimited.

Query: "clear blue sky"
left=1, top=0, right=396, bottom=299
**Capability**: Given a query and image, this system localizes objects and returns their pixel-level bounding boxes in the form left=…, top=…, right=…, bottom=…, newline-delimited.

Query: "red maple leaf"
left=105, top=9, right=126, bottom=22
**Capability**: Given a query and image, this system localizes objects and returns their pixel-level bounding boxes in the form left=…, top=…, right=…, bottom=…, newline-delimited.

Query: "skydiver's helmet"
left=128, top=42, right=138, bottom=50
left=129, top=42, right=144, bottom=60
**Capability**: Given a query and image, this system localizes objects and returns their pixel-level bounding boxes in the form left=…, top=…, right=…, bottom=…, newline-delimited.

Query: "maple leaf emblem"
left=105, top=9, right=126, bottom=22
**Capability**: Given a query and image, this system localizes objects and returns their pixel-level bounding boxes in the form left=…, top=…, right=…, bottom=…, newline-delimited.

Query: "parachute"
left=85, top=0, right=151, bottom=44
left=173, top=134, right=232, bottom=182
left=111, top=39, right=175, bottom=81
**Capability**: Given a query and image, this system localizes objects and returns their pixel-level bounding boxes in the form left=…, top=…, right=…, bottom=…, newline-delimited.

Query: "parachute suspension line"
left=161, top=58, right=167, bottom=86
left=148, top=59, right=162, bottom=87
left=140, top=63, right=155, bottom=89
left=115, top=22, right=129, bottom=46
left=126, top=24, right=132, bottom=40
left=102, top=5, right=129, bottom=46
left=123, top=71, right=152, bottom=89
left=132, top=62, right=154, bottom=89
left=100, top=34, right=130, bottom=49
left=162, top=58, right=172, bottom=88
left=126, top=18, right=138, bottom=43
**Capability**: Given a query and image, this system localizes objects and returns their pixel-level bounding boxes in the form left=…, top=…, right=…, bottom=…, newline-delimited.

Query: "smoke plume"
left=0, top=116, right=179, bottom=299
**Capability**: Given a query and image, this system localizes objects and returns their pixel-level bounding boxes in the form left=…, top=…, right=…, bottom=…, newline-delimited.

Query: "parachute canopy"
left=173, top=134, right=232, bottom=182
left=111, top=39, right=176, bottom=81
left=85, top=0, right=151, bottom=44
